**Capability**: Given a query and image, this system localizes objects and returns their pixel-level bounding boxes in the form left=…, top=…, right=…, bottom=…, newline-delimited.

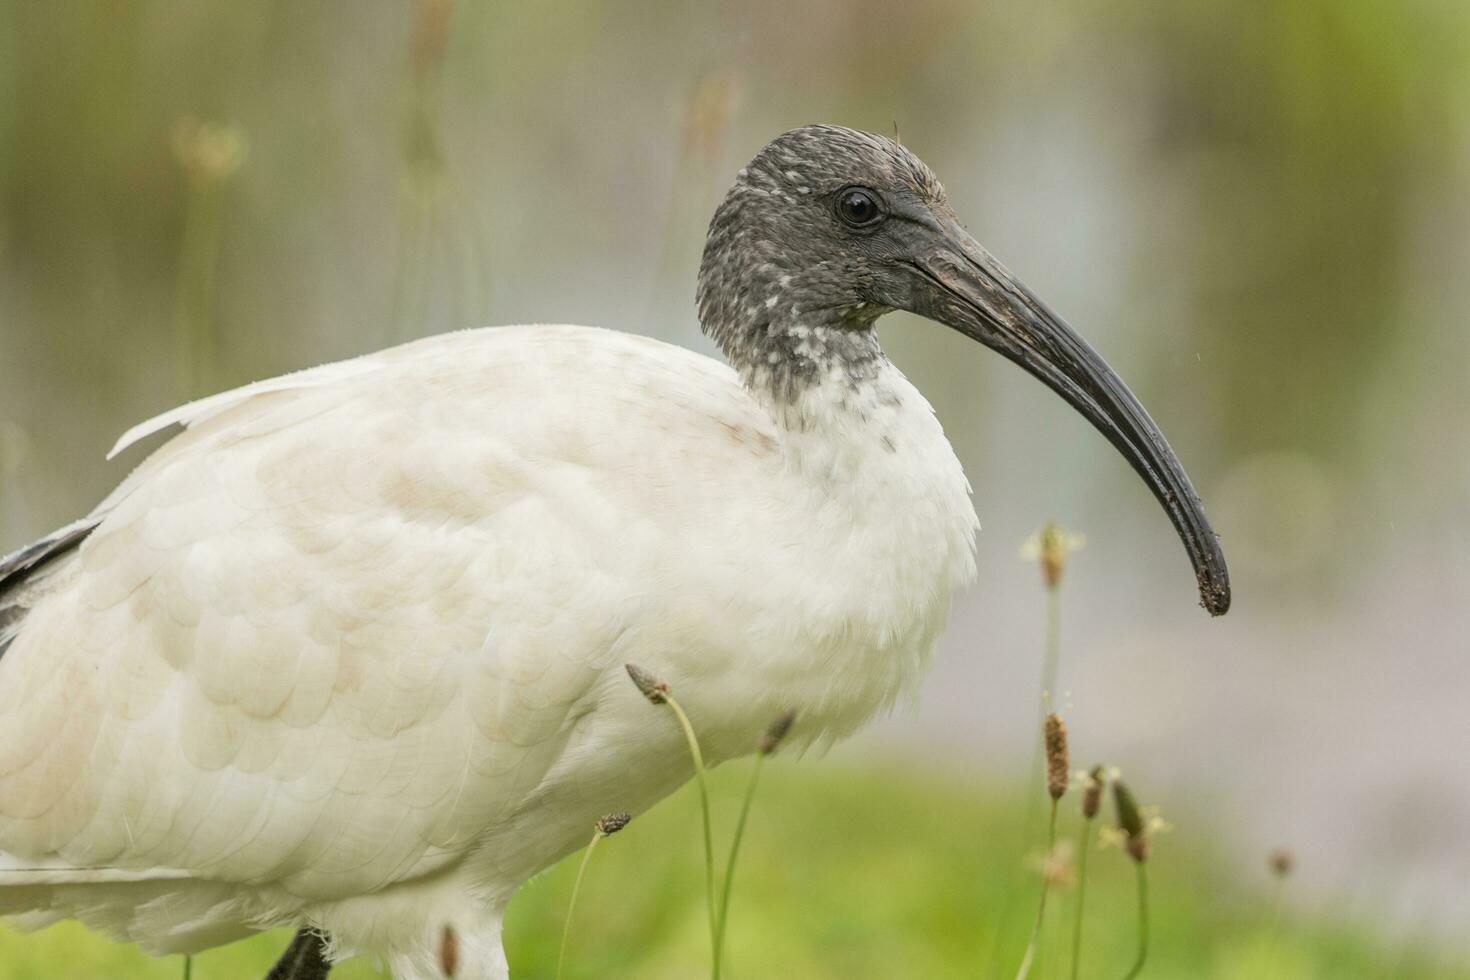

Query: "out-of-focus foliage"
left=1, top=765, right=1465, bottom=978
left=3, top=0, right=1467, bottom=579
left=2, top=0, right=1469, bottom=967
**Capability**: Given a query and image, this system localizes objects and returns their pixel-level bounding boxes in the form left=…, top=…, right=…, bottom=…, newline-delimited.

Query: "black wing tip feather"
left=0, top=517, right=99, bottom=588
left=0, top=516, right=101, bottom=660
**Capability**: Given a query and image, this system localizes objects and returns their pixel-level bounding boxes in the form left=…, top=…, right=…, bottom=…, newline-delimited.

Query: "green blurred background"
left=1, top=0, right=1468, bottom=976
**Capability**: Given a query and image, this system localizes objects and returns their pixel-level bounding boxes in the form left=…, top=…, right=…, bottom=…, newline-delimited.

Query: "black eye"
left=835, top=187, right=883, bottom=228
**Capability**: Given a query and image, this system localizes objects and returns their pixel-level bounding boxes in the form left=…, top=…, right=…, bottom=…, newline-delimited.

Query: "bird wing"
left=0, top=517, right=100, bottom=660
left=0, top=325, right=777, bottom=905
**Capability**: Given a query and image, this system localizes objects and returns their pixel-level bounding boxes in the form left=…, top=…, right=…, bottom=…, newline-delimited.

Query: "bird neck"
left=704, top=306, right=891, bottom=428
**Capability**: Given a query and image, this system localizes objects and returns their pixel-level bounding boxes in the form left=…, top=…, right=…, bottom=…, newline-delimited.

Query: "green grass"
left=0, top=763, right=1462, bottom=979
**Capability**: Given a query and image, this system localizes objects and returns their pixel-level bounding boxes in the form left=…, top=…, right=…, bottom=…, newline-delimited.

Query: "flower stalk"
left=1070, top=764, right=1107, bottom=980
left=1113, top=780, right=1151, bottom=980
left=993, top=524, right=1082, bottom=979
left=714, top=711, right=795, bottom=973
left=1260, top=848, right=1294, bottom=979
left=625, top=664, right=720, bottom=978
left=1020, top=523, right=1085, bottom=838
left=1016, top=713, right=1070, bottom=980
left=170, top=117, right=247, bottom=399
left=555, top=812, right=632, bottom=980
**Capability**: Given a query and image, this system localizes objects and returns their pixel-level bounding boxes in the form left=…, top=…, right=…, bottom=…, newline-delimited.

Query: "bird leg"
left=264, top=927, right=333, bottom=980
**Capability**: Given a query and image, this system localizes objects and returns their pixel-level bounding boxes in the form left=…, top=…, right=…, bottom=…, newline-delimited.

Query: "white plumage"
left=0, top=325, right=976, bottom=976
left=0, top=124, right=1227, bottom=978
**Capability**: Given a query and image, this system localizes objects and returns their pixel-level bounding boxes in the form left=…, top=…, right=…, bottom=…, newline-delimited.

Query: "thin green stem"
left=1014, top=798, right=1060, bottom=980
left=443, top=168, right=493, bottom=323
left=389, top=187, right=425, bottom=344
left=1041, top=583, right=1062, bottom=711
left=174, top=181, right=225, bottom=400
left=1023, top=584, right=1063, bottom=839
left=555, top=831, right=604, bottom=980
left=665, top=695, right=719, bottom=980
left=1069, top=821, right=1092, bottom=980
left=182, top=954, right=193, bottom=980
left=714, top=753, right=766, bottom=973
left=173, top=187, right=205, bottom=399
left=988, top=580, right=1064, bottom=977
left=1258, top=878, right=1286, bottom=979
left=191, top=188, right=222, bottom=396
left=1121, top=863, right=1150, bottom=980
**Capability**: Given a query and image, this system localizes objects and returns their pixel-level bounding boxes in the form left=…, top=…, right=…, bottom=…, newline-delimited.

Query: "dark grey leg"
left=264, top=928, right=333, bottom=980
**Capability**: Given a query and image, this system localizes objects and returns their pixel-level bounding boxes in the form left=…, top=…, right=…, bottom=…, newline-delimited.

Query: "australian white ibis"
left=0, top=125, right=1229, bottom=979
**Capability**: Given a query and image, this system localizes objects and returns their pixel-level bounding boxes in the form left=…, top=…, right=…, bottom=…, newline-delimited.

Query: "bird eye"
left=835, top=187, right=883, bottom=228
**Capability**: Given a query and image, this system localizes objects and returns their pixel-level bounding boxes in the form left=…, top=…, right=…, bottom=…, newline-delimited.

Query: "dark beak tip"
left=912, top=237, right=1235, bottom=619
left=1197, top=546, right=1232, bottom=616
left=1201, top=578, right=1232, bottom=617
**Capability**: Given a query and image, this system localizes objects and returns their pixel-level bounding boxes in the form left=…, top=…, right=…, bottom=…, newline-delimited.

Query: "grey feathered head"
left=696, top=124, right=1232, bottom=617
left=697, top=126, right=951, bottom=395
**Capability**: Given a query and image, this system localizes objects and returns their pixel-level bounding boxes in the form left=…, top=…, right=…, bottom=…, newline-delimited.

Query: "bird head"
left=698, top=124, right=1230, bottom=616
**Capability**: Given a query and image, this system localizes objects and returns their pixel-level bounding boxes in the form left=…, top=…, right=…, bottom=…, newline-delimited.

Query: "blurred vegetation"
left=2, top=0, right=1467, bottom=577
left=2, top=0, right=1469, bottom=972
left=1, top=765, right=1464, bottom=978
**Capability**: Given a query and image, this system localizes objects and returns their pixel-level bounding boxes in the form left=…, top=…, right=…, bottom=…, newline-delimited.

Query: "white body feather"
left=0, top=325, right=976, bottom=977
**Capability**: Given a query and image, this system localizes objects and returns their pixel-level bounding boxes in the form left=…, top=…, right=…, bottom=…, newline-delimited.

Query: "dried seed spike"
left=411, top=0, right=453, bottom=80
left=1082, top=764, right=1106, bottom=819
left=1021, top=522, right=1087, bottom=587
left=596, top=811, right=632, bottom=836
left=1044, top=714, right=1070, bottom=800
left=1269, top=848, right=1294, bottom=878
left=1112, top=780, right=1144, bottom=837
left=1112, top=780, right=1148, bottom=863
left=438, top=924, right=459, bottom=977
left=1041, top=522, right=1067, bottom=587
left=759, top=710, right=796, bottom=755
left=624, top=663, right=669, bottom=704
left=171, top=118, right=248, bottom=186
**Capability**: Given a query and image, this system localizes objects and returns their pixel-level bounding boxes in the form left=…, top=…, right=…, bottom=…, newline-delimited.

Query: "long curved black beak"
left=902, top=217, right=1231, bottom=615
